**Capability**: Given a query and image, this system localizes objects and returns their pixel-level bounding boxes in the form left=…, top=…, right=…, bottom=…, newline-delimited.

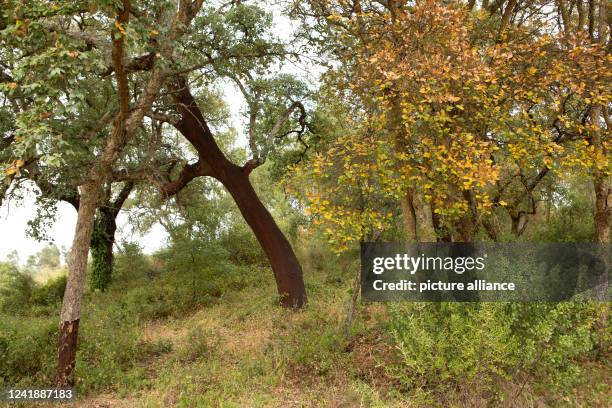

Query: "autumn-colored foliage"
left=291, top=0, right=610, bottom=249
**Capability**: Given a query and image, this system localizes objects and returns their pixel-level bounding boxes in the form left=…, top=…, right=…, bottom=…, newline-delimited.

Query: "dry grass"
left=24, top=265, right=610, bottom=408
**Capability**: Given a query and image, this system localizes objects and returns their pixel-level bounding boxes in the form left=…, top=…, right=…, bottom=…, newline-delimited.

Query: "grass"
left=1, top=253, right=610, bottom=408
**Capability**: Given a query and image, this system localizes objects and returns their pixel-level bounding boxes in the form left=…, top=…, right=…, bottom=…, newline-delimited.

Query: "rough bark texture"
left=170, top=77, right=306, bottom=308
left=413, top=191, right=437, bottom=242
left=400, top=190, right=417, bottom=241
left=55, top=134, right=138, bottom=385
left=59, top=183, right=100, bottom=324
left=54, top=319, right=79, bottom=388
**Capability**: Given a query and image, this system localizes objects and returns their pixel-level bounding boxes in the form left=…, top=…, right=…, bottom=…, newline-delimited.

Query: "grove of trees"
left=0, top=0, right=609, bottom=404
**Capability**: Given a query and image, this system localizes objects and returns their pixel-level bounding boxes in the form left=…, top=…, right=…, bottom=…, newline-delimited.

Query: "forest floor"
left=5, top=258, right=611, bottom=408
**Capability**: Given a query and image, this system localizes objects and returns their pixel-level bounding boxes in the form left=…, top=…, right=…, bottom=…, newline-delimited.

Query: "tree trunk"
left=497, top=0, right=518, bottom=40
left=55, top=182, right=100, bottom=387
left=89, top=208, right=117, bottom=292
left=217, top=166, right=307, bottom=308
left=413, top=192, right=436, bottom=242
left=53, top=0, right=181, bottom=385
left=55, top=319, right=79, bottom=387
left=454, top=190, right=479, bottom=242
left=88, top=181, right=132, bottom=292
left=594, top=178, right=610, bottom=243
left=400, top=190, right=417, bottom=241
left=590, top=106, right=610, bottom=244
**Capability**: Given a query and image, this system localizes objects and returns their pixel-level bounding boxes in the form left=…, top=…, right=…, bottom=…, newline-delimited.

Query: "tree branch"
left=160, top=160, right=213, bottom=198
left=112, top=0, right=131, bottom=128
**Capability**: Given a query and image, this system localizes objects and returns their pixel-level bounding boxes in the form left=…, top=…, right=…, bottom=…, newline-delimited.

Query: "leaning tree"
left=111, top=2, right=312, bottom=308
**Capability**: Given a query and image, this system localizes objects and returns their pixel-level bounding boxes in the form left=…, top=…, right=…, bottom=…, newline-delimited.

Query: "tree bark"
left=55, top=181, right=100, bottom=387
left=558, top=0, right=572, bottom=38
left=590, top=105, right=610, bottom=244
left=510, top=213, right=528, bottom=237
left=54, top=319, right=79, bottom=387
left=497, top=0, right=518, bottom=41
left=218, top=166, right=307, bottom=308
left=400, top=190, right=417, bottom=241
left=590, top=0, right=609, bottom=243
left=594, top=175, right=610, bottom=243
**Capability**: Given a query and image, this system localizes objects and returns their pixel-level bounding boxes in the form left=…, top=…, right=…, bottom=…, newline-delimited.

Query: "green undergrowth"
left=0, top=246, right=609, bottom=407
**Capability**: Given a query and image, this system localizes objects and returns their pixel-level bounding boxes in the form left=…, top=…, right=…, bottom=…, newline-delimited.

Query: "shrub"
left=219, top=225, right=267, bottom=266
left=528, top=190, right=595, bottom=242
left=31, top=274, right=67, bottom=307
left=385, top=302, right=602, bottom=400
left=178, top=326, right=218, bottom=363
left=0, top=315, right=57, bottom=386
left=0, top=262, right=35, bottom=313
left=113, top=241, right=156, bottom=285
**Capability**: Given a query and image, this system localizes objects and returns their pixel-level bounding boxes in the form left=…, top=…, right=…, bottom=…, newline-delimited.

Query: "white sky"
left=0, top=3, right=320, bottom=265
left=0, top=194, right=169, bottom=264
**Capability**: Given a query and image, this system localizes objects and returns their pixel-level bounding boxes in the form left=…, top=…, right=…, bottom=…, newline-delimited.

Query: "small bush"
left=113, top=241, right=156, bottom=284
left=0, top=262, right=35, bottom=313
left=135, top=338, right=174, bottom=361
left=0, top=316, right=57, bottom=386
left=385, top=302, right=602, bottom=400
left=219, top=226, right=267, bottom=266
left=31, top=274, right=67, bottom=306
left=178, top=326, right=217, bottom=363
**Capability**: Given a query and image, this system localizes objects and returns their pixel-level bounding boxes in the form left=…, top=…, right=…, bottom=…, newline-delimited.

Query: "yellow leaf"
left=114, top=21, right=127, bottom=35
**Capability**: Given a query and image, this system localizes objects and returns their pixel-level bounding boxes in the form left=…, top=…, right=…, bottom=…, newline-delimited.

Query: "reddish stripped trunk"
left=218, top=166, right=306, bottom=308
left=54, top=320, right=80, bottom=387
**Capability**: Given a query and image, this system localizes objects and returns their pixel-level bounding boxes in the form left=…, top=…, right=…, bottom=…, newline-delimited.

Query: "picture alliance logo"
left=371, top=253, right=488, bottom=275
